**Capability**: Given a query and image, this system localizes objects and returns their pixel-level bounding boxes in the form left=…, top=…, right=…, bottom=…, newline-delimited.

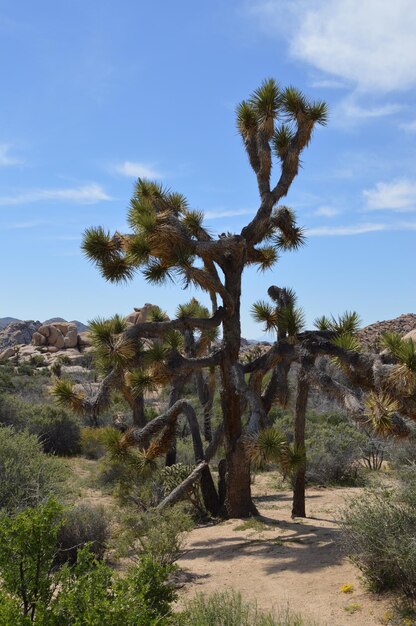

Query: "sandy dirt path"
left=178, top=476, right=391, bottom=626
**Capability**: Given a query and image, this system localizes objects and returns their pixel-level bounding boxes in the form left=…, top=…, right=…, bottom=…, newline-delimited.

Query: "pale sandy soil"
left=178, top=475, right=392, bottom=626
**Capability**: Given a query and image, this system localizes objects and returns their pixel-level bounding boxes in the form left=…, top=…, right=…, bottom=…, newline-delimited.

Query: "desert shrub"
left=80, top=426, right=108, bottom=459
left=275, top=412, right=367, bottom=485
left=0, top=426, right=66, bottom=513
left=176, top=437, right=199, bottom=465
left=0, top=499, right=176, bottom=625
left=0, top=397, right=80, bottom=455
left=0, top=393, right=21, bottom=426
left=57, top=502, right=109, bottom=564
left=29, top=354, right=46, bottom=368
left=120, top=503, right=194, bottom=565
left=306, top=421, right=367, bottom=485
left=161, top=463, right=205, bottom=513
left=0, top=366, right=14, bottom=392
left=17, top=363, right=35, bottom=376
left=388, top=435, right=416, bottom=470
left=342, top=468, right=416, bottom=602
left=49, top=551, right=176, bottom=626
left=180, top=590, right=317, bottom=626
left=24, top=405, right=81, bottom=456
left=0, top=499, right=63, bottom=624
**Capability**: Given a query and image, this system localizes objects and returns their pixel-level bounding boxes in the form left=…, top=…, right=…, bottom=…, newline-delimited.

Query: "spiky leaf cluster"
left=381, top=332, right=416, bottom=395
left=245, top=428, right=304, bottom=477
left=51, top=379, right=85, bottom=414
left=365, top=391, right=400, bottom=436
left=82, top=179, right=213, bottom=289
left=237, top=79, right=327, bottom=146
left=251, top=286, right=304, bottom=341
left=89, top=315, right=135, bottom=370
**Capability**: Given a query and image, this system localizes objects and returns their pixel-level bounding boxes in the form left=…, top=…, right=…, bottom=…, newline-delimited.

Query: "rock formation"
left=357, top=313, right=416, bottom=351
left=0, top=320, right=41, bottom=351
left=124, top=303, right=158, bottom=326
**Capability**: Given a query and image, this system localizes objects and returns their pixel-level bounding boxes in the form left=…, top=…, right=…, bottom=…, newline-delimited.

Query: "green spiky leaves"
left=272, top=124, right=295, bottom=160
left=277, top=305, right=306, bottom=341
left=251, top=300, right=276, bottom=333
left=380, top=332, right=416, bottom=395
left=51, top=379, right=85, bottom=414
left=281, top=86, right=328, bottom=126
left=364, top=391, right=400, bottom=436
left=89, top=315, right=135, bottom=370
left=252, top=286, right=304, bottom=341
left=245, top=427, right=287, bottom=469
left=245, top=427, right=305, bottom=477
left=236, top=100, right=258, bottom=138
left=125, top=369, right=158, bottom=397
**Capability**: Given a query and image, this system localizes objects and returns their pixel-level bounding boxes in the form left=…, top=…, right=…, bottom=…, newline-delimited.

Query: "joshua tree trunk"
left=291, top=355, right=313, bottom=518
left=220, top=266, right=257, bottom=518
left=132, top=393, right=146, bottom=427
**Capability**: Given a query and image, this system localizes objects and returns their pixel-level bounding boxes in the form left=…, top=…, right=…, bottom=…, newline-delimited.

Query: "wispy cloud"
left=250, top=0, right=416, bottom=93
left=2, top=220, right=50, bottom=230
left=307, top=223, right=387, bottom=237
left=336, top=97, right=403, bottom=122
left=0, top=184, right=111, bottom=206
left=307, top=220, right=416, bottom=236
left=314, top=205, right=341, bottom=218
left=364, top=179, right=416, bottom=212
left=399, top=120, right=416, bottom=132
left=0, top=144, right=23, bottom=167
left=114, top=161, right=162, bottom=179
left=204, top=208, right=255, bottom=220
left=309, top=78, right=347, bottom=89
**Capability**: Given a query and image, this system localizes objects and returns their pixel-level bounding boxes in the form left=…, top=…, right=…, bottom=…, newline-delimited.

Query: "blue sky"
left=1, top=0, right=415, bottom=338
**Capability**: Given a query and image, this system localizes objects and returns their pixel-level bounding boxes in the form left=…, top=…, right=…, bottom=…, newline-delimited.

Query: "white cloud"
left=336, top=97, right=403, bottom=121
left=399, top=120, right=416, bottom=132
left=314, top=206, right=341, bottom=218
left=307, top=223, right=387, bottom=237
left=0, top=183, right=111, bottom=206
left=205, top=208, right=255, bottom=220
left=0, top=144, right=23, bottom=167
left=114, top=161, right=162, bottom=178
left=251, top=0, right=416, bottom=93
left=364, top=179, right=416, bottom=211
left=309, top=78, right=347, bottom=90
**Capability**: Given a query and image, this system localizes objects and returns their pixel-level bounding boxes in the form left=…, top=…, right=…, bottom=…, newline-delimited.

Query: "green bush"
left=180, top=590, right=318, bottom=626
left=0, top=426, right=66, bottom=513
left=275, top=412, right=367, bottom=485
left=57, top=502, right=109, bottom=564
left=120, top=503, right=194, bottom=565
left=0, top=397, right=81, bottom=456
left=388, top=435, right=416, bottom=470
left=80, top=426, right=108, bottom=459
left=0, top=499, right=64, bottom=622
left=24, top=405, right=81, bottom=456
left=342, top=468, right=416, bottom=602
left=0, top=366, right=14, bottom=393
left=0, top=500, right=176, bottom=625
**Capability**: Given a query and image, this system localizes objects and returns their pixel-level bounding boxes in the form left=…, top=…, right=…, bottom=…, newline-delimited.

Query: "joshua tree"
left=80, top=78, right=328, bottom=517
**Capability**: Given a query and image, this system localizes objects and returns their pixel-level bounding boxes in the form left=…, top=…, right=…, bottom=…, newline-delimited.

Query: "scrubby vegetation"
left=180, top=591, right=318, bottom=626
left=343, top=466, right=416, bottom=604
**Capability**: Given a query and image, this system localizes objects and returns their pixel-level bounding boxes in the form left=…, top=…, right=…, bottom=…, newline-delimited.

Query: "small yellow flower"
left=340, top=583, right=354, bottom=594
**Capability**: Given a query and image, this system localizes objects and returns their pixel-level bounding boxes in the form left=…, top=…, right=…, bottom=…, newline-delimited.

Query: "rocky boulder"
left=357, top=313, right=416, bottom=352
left=125, top=303, right=158, bottom=326
left=0, top=320, right=41, bottom=351
left=32, top=322, right=78, bottom=349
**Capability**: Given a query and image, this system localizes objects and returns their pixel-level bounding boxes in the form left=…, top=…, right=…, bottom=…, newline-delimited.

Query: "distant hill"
left=43, top=317, right=89, bottom=333
left=0, top=317, right=20, bottom=329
